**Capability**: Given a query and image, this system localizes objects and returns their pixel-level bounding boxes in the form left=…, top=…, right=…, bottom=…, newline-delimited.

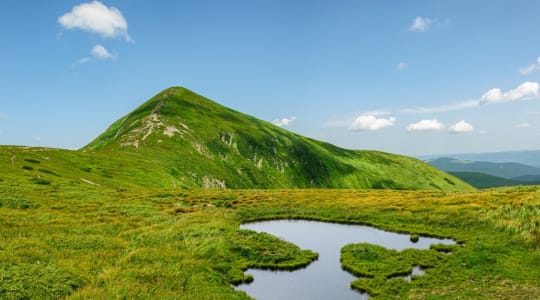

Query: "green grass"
left=0, top=181, right=539, bottom=299
left=1, top=86, right=536, bottom=299
left=341, top=243, right=450, bottom=297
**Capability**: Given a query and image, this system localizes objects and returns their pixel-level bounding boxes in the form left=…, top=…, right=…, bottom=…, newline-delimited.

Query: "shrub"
left=38, top=168, right=59, bottom=176
left=32, top=178, right=51, bottom=185
left=24, top=158, right=40, bottom=164
left=80, top=166, right=92, bottom=172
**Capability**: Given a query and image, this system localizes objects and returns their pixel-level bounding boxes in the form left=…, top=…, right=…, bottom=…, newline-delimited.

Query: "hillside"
left=448, top=172, right=537, bottom=189
left=82, top=87, right=471, bottom=190
left=428, top=157, right=540, bottom=179
left=0, top=146, right=179, bottom=189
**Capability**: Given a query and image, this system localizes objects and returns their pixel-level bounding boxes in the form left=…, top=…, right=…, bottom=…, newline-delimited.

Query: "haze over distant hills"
left=420, top=150, right=540, bottom=168
left=427, top=157, right=540, bottom=188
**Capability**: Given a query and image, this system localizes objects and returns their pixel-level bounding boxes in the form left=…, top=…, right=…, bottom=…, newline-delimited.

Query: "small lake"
left=235, top=220, right=454, bottom=300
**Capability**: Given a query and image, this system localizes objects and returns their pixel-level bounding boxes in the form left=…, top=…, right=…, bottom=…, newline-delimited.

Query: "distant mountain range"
left=427, top=157, right=540, bottom=189
left=447, top=172, right=539, bottom=189
left=420, top=150, right=540, bottom=168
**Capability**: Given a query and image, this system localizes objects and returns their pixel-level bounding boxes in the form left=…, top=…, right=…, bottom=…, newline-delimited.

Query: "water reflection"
left=235, top=220, right=454, bottom=300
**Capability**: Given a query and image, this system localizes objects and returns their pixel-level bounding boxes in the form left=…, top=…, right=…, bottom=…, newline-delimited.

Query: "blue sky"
left=1, top=0, right=539, bottom=156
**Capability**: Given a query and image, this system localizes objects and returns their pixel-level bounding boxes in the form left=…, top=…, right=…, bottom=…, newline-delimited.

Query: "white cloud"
left=516, top=122, right=531, bottom=128
left=272, top=116, right=296, bottom=127
left=448, top=120, right=474, bottom=133
left=397, top=62, right=409, bottom=71
left=403, top=81, right=540, bottom=114
left=520, top=57, right=540, bottom=75
left=479, top=81, right=539, bottom=105
left=406, top=119, right=445, bottom=131
left=58, top=1, right=132, bottom=41
left=78, top=57, right=91, bottom=64
left=91, top=44, right=113, bottom=59
left=406, top=119, right=474, bottom=133
left=350, top=115, right=396, bottom=131
left=77, top=44, right=114, bottom=64
left=409, top=17, right=433, bottom=32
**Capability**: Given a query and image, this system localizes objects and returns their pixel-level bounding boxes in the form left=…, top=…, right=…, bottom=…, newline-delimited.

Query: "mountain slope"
left=448, top=172, right=538, bottom=189
left=428, top=157, right=540, bottom=179
left=84, top=87, right=472, bottom=190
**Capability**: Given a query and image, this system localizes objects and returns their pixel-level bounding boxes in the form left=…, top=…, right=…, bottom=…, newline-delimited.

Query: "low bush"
left=23, top=158, right=40, bottom=164
left=31, top=178, right=51, bottom=185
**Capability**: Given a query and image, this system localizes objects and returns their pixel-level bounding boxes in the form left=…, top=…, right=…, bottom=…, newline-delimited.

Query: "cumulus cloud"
left=403, top=81, right=540, bottom=114
left=58, top=1, right=132, bottom=41
left=406, top=119, right=445, bottom=131
left=448, top=120, right=474, bottom=133
left=77, top=44, right=114, bottom=64
left=406, top=119, right=474, bottom=133
left=520, top=57, right=540, bottom=75
left=479, top=81, right=539, bottom=105
left=397, top=62, right=409, bottom=71
left=272, top=116, right=296, bottom=127
left=350, top=115, right=396, bottom=131
left=91, top=44, right=113, bottom=59
left=409, top=17, right=433, bottom=32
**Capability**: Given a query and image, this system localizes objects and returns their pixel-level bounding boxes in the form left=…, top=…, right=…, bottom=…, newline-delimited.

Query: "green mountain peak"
left=84, top=87, right=473, bottom=190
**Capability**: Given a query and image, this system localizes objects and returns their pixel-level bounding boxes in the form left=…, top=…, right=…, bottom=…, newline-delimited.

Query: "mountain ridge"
left=82, top=86, right=472, bottom=190
left=420, top=150, right=540, bottom=168
left=428, top=157, right=540, bottom=179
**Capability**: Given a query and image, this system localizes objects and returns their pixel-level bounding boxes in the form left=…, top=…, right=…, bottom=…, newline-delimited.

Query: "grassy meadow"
left=0, top=88, right=536, bottom=299
left=1, top=179, right=539, bottom=299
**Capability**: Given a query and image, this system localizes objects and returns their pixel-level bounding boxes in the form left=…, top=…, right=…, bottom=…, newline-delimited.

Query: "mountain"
left=512, top=175, right=540, bottom=182
left=420, top=150, right=540, bottom=168
left=82, top=87, right=472, bottom=190
left=448, top=172, right=539, bottom=189
left=428, top=157, right=540, bottom=179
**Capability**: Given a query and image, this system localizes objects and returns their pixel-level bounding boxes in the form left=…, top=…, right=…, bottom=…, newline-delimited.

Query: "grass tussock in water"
left=341, top=243, right=452, bottom=297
